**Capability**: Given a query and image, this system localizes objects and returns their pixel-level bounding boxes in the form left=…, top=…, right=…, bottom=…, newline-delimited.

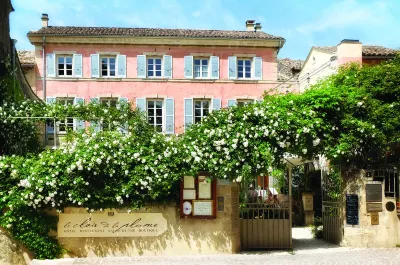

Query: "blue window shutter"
left=118, top=97, right=129, bottom=133
left=254, top=57, right=262, bottom=80
left=90, top=54, right=99, bottom=78
left=163, top=55, right=172, bottom=79
left=227, top=99, right=237, bottom=107
left=184, top=56, right=193, bottom=79
left=73, top=97, right=85, bottom=131
left=73, top=54, right=83, bottom=77
left=46, top=53, right=55, bottom=77
left=210, top=56, right=219, bottom=79
left=165, top=98, right=174, bottom=134
left=212, top=98, right=221, bottom=111
left=137, top=55, right=146, bottom=78
left=45, top=97, right=56, bottom=134
left=136, top=98, right=146, bottom=112
left=117, top=54, right=127, bottom=78
left=90, top=98, right=101, bottom=131
left=228, top=56, right=237, bottom=79
left=184, top=98, right=193, bottom=132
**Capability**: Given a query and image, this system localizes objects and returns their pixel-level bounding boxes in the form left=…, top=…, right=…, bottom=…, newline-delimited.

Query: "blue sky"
left=10, top=0, right=400, bottom=59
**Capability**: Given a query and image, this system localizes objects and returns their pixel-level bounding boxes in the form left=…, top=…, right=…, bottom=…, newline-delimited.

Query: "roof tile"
left=28, top=26, right=284, bottom=40
left=17, top=50, right=35, bottom=65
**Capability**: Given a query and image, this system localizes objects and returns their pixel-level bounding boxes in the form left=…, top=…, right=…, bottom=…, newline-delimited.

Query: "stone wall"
left=56, top=182, right=240, bottom=257
left=0, top=228, right=29, bottom=265
left=342, top=170, right=400, bottom=247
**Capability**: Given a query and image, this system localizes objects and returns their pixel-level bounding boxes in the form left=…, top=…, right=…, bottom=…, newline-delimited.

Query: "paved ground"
left=32, top=228, right=400, bottom=265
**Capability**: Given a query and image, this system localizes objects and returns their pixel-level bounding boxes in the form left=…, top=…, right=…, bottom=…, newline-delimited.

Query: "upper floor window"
left=238, top=59, right=252, bottom=79
left=100, top=98, right=118, bottom=130
left=56, top=98, right=74, bottom=133
left=237, top=99, right=254, bottom=107
left=194, top=100, right=210, bottom=124
left=101, top=57, right=116, bottom=77
left=57, top=56, right=73, bottom=77
left=147, top=58, right=162, bottom=78
left=194, top=58, right=209, bottom=78
left=147, top=100, right=163, bottom=132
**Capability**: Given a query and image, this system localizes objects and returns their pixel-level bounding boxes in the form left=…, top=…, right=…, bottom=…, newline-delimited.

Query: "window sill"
left=96, top=78, right=123, bottom=81
left=50, top=77, right=80, bottom=81
left=190, top=79, right=217, bottom=83
left=233, top=79, right=259, bottom=84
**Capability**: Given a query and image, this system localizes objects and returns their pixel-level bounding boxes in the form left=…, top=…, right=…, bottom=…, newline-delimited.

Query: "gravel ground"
left=32, top=228, right=400, bottom=265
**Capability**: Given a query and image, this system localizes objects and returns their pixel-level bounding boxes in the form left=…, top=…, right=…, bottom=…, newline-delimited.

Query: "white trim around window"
left=100, top=56, right=117, bottom=77
left=57, top=55, right=73, bottom=77
left=194, top=99, right=211, bottom=124
left=146, top=99, right=164, bottom=132
left=237, top=58, right=252, bottom=79
left=56, top=98, right=74, bottom=133
left=194, top=58, right=209, bottom=79
left=147, top=57, right=163, bottom=78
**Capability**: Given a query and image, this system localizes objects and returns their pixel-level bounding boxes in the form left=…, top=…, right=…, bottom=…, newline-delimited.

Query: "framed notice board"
left=180, top=172, right=217, bottom=219
left=346, top=194, right=359, bottom=225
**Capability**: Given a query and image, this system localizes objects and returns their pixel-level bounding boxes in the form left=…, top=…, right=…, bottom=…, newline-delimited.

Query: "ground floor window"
left=100, top=98, right=118, bottom=130
left=56, top=98, right=74, bottom=133
left=194, top=100, right=210, bottom=124
left=147, top=99, right=163, bottom=131
left=237, top=99, right=254, bottom=107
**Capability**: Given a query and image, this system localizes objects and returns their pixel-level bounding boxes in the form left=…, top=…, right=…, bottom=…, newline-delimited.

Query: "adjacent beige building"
left=298, top=39, right=398, bottom=91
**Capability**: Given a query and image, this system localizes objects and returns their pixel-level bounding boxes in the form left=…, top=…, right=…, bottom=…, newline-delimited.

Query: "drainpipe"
left=42, top=36, right=48, bottom=146
left=42, top=36, right=46, bottom=100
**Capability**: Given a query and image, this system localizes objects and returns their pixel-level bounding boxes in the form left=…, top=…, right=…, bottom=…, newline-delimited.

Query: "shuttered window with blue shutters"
left=90, top=54, right=100, bottom=78
left=163, top=55, right=173, bottom=78
left=137, top=55, right=146, bottom=78
left=184, top=98, right=193, bottom=131
left=184, top=56, right=193, bottom=79
left=46, top=54, right=55, bottom=77
left=210, top=56, right=219, bottom=79
left=72, top=54, right=83, bottom=77
left=165, top=98, right=174, bottom=134
left=117, top=55, right=127, bottom=78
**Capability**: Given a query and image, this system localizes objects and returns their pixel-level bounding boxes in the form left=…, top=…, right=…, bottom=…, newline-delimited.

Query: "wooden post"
left=288, top=165, right=293, bottom=248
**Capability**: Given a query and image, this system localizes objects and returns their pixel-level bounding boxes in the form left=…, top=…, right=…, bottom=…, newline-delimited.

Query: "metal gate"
left=321, top=166, right=343, bottom=245
left=240, top=170, right=292, bottom=250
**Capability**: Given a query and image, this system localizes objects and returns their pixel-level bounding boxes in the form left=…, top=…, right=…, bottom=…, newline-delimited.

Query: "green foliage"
left=0, top=55, right=399, bottom=259
left=309, top=216, right=323, bottom=239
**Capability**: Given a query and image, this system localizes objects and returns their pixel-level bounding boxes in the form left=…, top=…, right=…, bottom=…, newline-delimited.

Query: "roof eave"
left=27, top=34, right=285, bottom=48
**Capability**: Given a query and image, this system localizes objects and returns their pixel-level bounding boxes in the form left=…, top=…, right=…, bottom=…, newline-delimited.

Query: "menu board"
left=366, top=184, right=382, bottom=202
left=346, top=194, right=359, bottom=225
left=198, top=181, right=212, bottom=199
left=193, top=200, right=213, bottom=216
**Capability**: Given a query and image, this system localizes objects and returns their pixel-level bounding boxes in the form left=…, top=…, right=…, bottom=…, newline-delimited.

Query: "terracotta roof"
left=28, top=26, right=284, bottom=40
left=313, top=46, right=337, bottom=53
left=313, top=45, right=398, bottom=57
left=277, top=58, right=304, bottom=81
left=362, top=46, right=398, bottom=57
left=17, top=50, right=35, bottom=66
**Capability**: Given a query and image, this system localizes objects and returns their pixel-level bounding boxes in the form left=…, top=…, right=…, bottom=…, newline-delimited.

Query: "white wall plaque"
left=183, top=176, right=195, bottom=189
left=58, top=210, right=167, bottom=237
left=183, top=189, right=196, bottom=200
left=193, top=201, right=213, bottom=216
left=183, top=201, right=192, bottom=215
left=198, top=181, right=211, bottom=199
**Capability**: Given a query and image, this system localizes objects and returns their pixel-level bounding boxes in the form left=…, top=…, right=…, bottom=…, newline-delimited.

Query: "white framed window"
left=147, top=58, right=162, bottom=78
left=194, top=58, right=209, bottom=78
left=194, top=99, right=210, bottom=124
left=56, top=98, right=74, bottom=133
left=57, top=56, right=73, bottom=77
left=237, top=99, right=254, bottom=107
left=147, top=100, right=163, bottom=132
left=238, top=58, right=252, bottom=79
left=101, top=56, right=116, bottom=77
left=100, top=98, right=118, bottom=130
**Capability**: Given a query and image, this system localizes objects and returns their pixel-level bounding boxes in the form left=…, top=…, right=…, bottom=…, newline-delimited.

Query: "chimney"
left=337, top=39, right=362, bottom=66
left=254, top=23, right=262, bottom=32
left=245, top=20, right=255, bottom=31
left=41, top=13, right=49, bottom=28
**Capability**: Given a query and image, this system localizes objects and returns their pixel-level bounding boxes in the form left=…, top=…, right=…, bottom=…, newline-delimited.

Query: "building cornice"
left=28, top=35, right=284, bottom=48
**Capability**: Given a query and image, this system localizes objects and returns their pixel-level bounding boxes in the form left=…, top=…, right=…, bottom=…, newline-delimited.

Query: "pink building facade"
left=28, top=15, right=290, bottom=135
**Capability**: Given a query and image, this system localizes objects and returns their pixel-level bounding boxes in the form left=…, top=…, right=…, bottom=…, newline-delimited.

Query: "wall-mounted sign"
left=346, top=194, right=359, bottom=225
left=371, top=212, right=379, bottom=225
left=58, top=211, right=167, bottom=237
left=366, top=203, right=382, bottom=212
left=183, top=189, right=196, bottom=200
left=183, top=176, right=195, bottom=189
left=183, top=201, right=192, bottom=215
left=217, top=196, right=224, bottom=212
left=366, top=184, right=382, bottom=202
left=193, top=200, right=213, bottom=216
